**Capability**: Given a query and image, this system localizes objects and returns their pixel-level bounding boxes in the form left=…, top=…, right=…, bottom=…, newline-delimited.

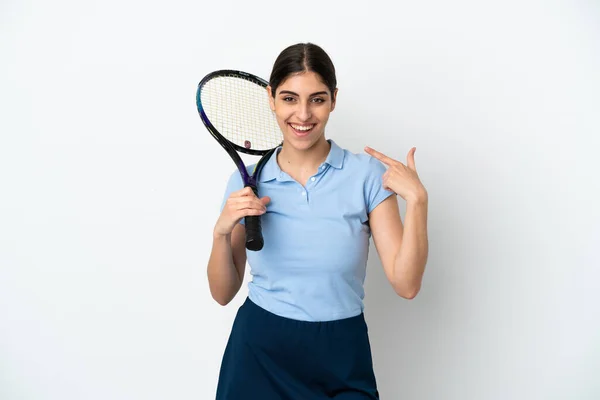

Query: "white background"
left=1, top=0, right=599, bottom=399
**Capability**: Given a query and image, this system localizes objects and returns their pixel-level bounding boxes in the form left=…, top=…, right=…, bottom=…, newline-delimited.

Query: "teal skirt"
left=216, top=297, right=379, bottom=399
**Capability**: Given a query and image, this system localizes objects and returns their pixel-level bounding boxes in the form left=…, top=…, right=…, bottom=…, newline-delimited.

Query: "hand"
left=364, top=146, right=428, bottom=203
left=214, top=187, right=270, bottom=237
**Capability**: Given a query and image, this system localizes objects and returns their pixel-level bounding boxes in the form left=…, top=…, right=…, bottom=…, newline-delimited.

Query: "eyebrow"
left=278, top=90, right=329, bottom=97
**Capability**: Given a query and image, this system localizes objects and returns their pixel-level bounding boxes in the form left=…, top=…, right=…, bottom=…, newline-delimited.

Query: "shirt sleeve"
left=220, top=169, right=246, bottom=225
left=365, top=156, right=395, bottom=214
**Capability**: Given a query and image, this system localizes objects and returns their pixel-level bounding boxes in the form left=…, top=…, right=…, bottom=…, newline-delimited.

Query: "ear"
left=266, top=85, right=275, bottom=111
left=330, top=88, right=338, bottom=112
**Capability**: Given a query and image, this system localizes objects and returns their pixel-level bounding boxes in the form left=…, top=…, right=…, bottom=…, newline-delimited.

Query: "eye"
left=311, top=97, right=325, bottom=103
left=282, top=96, right=295, bottom=102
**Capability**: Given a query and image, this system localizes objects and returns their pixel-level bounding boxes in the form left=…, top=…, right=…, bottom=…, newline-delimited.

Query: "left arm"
left=365, top=146, right=429, bottom=299
left=369, top=194, right=428, bottom=299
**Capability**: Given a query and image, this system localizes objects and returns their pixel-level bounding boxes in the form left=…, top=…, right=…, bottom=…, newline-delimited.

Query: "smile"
left=289, top=124, right=315, bottom=133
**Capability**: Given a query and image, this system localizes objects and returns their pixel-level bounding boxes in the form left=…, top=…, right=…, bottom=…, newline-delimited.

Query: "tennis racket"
left=196, top=70, right=283, bottom=251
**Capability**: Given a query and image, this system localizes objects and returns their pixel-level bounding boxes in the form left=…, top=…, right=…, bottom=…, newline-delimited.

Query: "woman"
left=207, top=43, right=429, bottom=399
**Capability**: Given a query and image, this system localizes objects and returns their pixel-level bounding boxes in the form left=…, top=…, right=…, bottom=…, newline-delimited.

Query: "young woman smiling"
left=208, top=42, right=429, bottom=399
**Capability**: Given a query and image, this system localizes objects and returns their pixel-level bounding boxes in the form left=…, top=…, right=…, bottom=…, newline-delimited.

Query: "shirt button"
left=302, top=191, right=306, bottom=196
left=310, top=177, right=316, bottom=182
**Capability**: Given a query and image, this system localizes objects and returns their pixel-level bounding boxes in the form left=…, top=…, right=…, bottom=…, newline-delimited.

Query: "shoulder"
left=339, top=147, right=387, bottom=177
left=223, top=164, right=254, bottom=193
left=224, top=163, right=257, bottom=183
left=334, top=143, right=394, bottom=206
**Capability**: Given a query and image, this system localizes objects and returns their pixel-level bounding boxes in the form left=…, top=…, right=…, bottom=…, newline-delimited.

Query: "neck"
left=277, top=138, right=331, bottom=176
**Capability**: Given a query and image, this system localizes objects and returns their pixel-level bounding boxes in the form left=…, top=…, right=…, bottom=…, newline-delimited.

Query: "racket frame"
left=196, top=69, right=281, bottom=251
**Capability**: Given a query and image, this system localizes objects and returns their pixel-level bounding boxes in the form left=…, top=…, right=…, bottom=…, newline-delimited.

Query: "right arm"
left=207, top=187, right=269, bottom=305
left=207, top=224, right=247, bottom=306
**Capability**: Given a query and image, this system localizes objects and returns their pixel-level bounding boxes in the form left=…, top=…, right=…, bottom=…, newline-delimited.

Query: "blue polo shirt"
left=220, top=139, right=394, bottom=321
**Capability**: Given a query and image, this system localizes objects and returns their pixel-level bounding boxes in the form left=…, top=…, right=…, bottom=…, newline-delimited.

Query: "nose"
left=296, top=101, right=311, bottom=121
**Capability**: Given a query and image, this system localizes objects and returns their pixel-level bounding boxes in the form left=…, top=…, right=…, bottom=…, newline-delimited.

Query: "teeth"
left=291, top=124, right=314, bottom=131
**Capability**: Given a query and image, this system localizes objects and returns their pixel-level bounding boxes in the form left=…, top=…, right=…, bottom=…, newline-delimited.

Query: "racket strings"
left=201, top=75, right=283, bottom=151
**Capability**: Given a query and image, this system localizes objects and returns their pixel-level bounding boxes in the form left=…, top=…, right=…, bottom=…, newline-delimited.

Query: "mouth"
left=288, top=123, right=316, bottom=137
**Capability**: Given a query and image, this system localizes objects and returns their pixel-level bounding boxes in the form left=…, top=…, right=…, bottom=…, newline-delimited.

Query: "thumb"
left=407, top=147, right=417, bottom=170
left=260, top=196, right=271, bottom=206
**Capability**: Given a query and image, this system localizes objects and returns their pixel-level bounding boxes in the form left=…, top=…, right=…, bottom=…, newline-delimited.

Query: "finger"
left=260, top=196, right=271, bottom=206
left=406, top=147, right=417, bottom=170
left=228, top=198, right=266, bottom=211
left=239, top=208, right=266, bottom=217
left=229, top=186, right=255, bottom=198
left=233, top=208, right=266, bottom=221
left=382, top=169, right=390, bottom=182
left=244, top=198, right=267, bottom=210
left=364, top=146, right=397, bottom=166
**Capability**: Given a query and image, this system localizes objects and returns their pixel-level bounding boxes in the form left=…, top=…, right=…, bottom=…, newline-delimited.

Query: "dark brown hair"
left=268, top=43, right=337, bottom=100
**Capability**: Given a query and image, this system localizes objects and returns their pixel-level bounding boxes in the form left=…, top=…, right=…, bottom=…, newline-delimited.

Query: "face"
left=267, top=71, right=337, bottom=151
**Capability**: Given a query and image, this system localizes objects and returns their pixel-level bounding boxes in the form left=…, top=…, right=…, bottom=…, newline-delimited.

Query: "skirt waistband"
left=240, top=296, right=368, bottom=334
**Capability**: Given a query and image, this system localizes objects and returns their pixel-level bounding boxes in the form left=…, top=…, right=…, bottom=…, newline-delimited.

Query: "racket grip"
left=244, top=215, right=264, bottom=251
left=244, top=184, right=264, bottom=251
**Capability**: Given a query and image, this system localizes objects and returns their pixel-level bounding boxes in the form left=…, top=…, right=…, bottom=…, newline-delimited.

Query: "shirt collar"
left=258, top=139, right=345, bottom=182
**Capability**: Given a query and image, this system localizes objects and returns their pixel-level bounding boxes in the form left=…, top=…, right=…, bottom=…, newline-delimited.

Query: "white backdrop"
left=1, top=0, right=599, bottom=399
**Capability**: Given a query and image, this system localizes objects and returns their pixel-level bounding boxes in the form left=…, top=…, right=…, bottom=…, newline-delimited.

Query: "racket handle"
left=244, top=184, right=264, bottom=251
left=244, top=215, right=264, bottom=251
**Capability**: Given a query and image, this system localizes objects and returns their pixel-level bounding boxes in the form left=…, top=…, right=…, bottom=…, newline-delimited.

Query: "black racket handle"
left=244, top=185, right=264, bottom=251
left=245, top=215, right=264, bottom=251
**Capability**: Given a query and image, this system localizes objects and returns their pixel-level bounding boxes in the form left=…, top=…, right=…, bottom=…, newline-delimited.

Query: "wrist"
left=406, top=189, right=428, bottom=205
left=213, top=230, right=231, bottom=241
